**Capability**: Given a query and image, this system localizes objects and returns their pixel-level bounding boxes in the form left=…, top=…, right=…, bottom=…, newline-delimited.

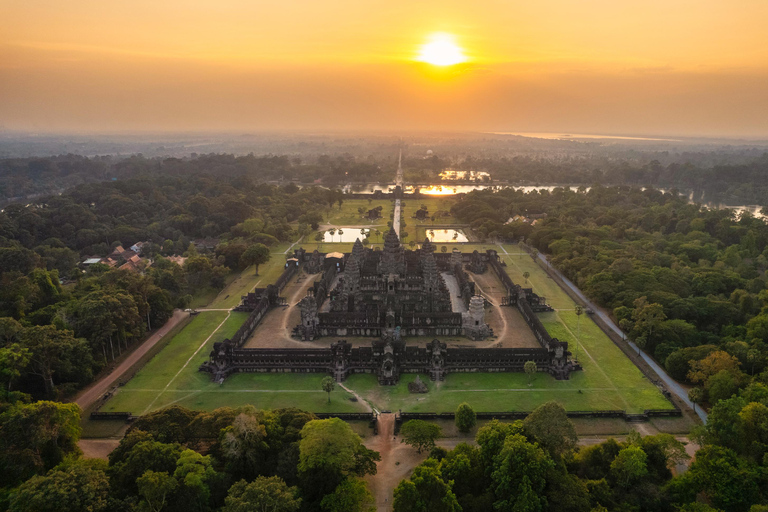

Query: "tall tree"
left=400, top=420, right=442, bottom=454
left=393, top=460, right=460, bottom=512
left=0, top=400, right=82, bottom=488
left=490, top=434, right=554, bottom=512
left=454, top=403, right=477, bottom=434
left=524, top=360, right=537, bottom=387
left=9, top=459, right=109, bottom=512
left=298, top=418, right=379, bottom=508
left=241, top=244, right=271, bottom=275
left=610, top=446, right=648, bottom=488
left=18, top=325, right=92, bottom=395
left=219, top=412, right=270, bottom=481
left=320, top=478, right=374, bottom=512
left=321, top=376, right=335, bottom=404
left=222, top=476, right=301, bottom=512
left=523, top=401, right=577, bottom=458
left=137, top=470, right=178, bottom=512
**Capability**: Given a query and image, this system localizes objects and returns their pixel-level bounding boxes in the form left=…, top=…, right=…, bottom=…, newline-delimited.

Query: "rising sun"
left=416, top=33, right=467, bottom=66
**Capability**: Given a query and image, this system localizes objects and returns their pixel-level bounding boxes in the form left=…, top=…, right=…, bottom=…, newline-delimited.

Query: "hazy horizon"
left=2, top=1, right=768, bottom=138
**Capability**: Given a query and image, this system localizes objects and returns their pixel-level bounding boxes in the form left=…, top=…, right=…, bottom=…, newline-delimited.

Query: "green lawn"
left=499, top=246, right=575, bottom=310
left=325, top=199, right=393, bottom=226
left=342, top=243, right=673, bottom=414
left=207, top=258, right=291, bottom=310
left=400, top=197, right=458, bottom=241
left=100, top=240, right=671, bottom=417
left=101, top=310, right=368, bottom=414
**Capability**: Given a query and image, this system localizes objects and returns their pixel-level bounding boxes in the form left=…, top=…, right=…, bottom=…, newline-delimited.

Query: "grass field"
left=400, top=197, right=458, bottom=241
left=324, top=199, right=393, bottom=226
left=99, top=238, right=672, bottom=418
left=207, top=258, right=292, bottom=310
left=101, top=310, right=368, bottom=414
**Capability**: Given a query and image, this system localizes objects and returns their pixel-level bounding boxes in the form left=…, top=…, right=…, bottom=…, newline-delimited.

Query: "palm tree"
left=328, top=228, right=336, bottom=243
left=523, top=271, right=530, bottom=285
left=337, top=229, right=344, bottom=243
left=574, top=305, right=584, bottom=363
left=374, top=229, right=381, bottom=244
left=315, top=231, right=324, bottom=251
left=688, top=387, right=703, bottom=412
left=524, top=361, right=537, bottom=387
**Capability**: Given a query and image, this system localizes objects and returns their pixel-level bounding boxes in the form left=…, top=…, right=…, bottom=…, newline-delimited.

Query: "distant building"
left=193, top=238, right=219, bottom=251
left=81, top=242, right=150, bottom=272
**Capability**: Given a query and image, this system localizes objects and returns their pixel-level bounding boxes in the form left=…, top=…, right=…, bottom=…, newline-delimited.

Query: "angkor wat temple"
left=295, top=229, right=490, bottom=340
left=200, top=230, right=577, bottom=384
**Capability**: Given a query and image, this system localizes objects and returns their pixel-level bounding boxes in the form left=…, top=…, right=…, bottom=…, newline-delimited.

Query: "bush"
left=455, top=403, right=477, bottom=433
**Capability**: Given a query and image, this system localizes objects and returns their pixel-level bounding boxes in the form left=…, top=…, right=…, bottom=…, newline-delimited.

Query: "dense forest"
left=0, top=403, right=380, bottom=512
left=3, top=151, right=768, bottom=206
left=453, top=187, right=768, bottom=408
left=3, top=400, right=767, bottom=511
left=394, top=399, right=768, bottom=512
left=0, top=154, right=381, bottom=202
left=0, top=176, right=340, bottom=398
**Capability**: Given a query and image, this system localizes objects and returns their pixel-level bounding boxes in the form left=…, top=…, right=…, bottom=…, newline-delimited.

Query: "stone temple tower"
left=451, top=248, right=463, bottom=271
left=351, top=237, right=366, bottom=263
left=340, top=253, right=362, bottom=311
left=462, top=294, right=491, bottom=340
left=378, top=227, right=404, bottom=275
left=298, top=294, right=319, bottom=340
left=421, top=252, right=441, bottom=300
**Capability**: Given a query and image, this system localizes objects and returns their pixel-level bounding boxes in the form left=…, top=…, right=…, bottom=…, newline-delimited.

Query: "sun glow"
left=416, top=33, right=468, bottom=66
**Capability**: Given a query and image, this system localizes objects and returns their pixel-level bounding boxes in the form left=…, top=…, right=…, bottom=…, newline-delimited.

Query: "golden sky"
left=2, top=0, right=768, bottom=137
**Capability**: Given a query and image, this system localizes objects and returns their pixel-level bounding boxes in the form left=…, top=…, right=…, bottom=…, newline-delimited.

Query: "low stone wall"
left=522, top=245, right=676, bottom=393
left=394, top=406, right=681, bottom=431
left=230, top=262, right=298, bottom=348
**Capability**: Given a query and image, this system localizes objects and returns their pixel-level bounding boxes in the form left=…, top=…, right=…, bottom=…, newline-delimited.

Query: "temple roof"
left=352, top=238, right=365, bottom=261
left=384, top=227, right=400, bottom=248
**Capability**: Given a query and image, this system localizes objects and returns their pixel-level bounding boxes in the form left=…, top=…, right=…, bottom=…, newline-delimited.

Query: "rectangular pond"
left=424, top=228, right=468, bottom=243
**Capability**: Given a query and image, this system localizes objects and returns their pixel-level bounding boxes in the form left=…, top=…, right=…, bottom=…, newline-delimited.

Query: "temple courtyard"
left=99, top=240, right=674, bottom=416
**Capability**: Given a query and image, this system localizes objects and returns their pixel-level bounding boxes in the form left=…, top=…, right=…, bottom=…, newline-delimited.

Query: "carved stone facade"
left=200, top=336, right=574, bottom=384
left=296, top=229, right=490, bottom=339
left=304, top=250, right=325, bottom=274
left=462, top=295, right=491, bottom=340
left=199, top=244, right=579, bottom=385
left=468, top=249, right=487, bottom=274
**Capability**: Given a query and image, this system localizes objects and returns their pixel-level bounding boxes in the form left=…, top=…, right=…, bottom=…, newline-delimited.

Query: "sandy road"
left=73, top=309, right=189, bottom=411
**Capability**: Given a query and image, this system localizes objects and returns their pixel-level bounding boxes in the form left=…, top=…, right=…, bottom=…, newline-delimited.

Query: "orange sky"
left=2, top=0, right=768, bottom=137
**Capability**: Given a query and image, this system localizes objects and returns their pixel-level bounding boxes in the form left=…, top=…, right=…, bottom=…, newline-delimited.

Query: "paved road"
left=392, top=148, right=403, bottom=236
left=393, top=199, right=401, bottom=236
left=530, top=250, right=708, bottom=423
left=74, top=309, right=189, bottom=410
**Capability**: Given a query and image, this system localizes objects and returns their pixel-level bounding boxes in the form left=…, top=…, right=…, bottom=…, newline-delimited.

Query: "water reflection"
left=425, top=229, right=468, bottom=243
left=438, top=169, right=491, bottom=181
left=339, top=183, right=766, bottom=220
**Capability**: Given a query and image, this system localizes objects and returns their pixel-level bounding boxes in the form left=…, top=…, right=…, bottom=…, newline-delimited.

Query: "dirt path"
left=365, top=414, right=426, bottom=511
left=339, top=383, right=374, bottom=413
left=471, top=277, right=508, bottom=344
left=243, top=271, right=318, bottom=348
left=470, top=270, right=539, bottom=349
left=74, top=309, right=189, bottom=411
left=79, top=439, right=121, bottom=460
